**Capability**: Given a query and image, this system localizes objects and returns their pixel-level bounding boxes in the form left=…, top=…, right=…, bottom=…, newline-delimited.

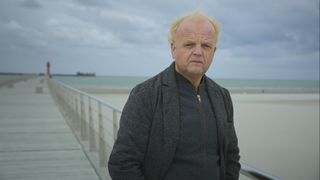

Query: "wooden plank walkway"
left=0, top=77, right=100, bottom=180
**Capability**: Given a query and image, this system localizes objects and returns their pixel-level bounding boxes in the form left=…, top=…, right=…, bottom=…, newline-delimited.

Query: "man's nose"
left=193, top=44, right=202, bottom=56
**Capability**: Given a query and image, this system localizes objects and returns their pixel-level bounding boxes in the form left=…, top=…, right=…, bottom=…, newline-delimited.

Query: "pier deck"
left=0, top=77, right=100, bottom=180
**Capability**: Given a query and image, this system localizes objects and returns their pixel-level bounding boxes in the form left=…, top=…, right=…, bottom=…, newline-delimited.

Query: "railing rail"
left=240, top=162, right=281, bottom=180
left=47, top=77, right=281, bottom=180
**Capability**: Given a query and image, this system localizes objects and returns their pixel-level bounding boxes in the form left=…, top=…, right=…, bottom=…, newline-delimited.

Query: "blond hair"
left=168, top=11, right=221, bottom=44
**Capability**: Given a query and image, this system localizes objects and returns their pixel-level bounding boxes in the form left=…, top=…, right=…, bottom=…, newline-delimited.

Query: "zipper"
left=197, top=94, right=201, bottom=102
left=195, top=91, right=207, bottom=180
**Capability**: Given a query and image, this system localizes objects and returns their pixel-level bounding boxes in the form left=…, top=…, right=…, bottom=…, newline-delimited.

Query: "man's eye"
left=184, top=44, right=193, bottom=48
left=202, top=44, right=211, bottom=49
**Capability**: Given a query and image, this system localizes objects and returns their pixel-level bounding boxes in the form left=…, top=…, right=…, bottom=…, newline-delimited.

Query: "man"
left=108, top=11, right=240, bottom=180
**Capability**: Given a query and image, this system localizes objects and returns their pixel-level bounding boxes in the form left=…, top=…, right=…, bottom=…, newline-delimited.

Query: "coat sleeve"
left=108, top=85, right=153, bottom=180
left=222, top=88, right=241, bottom=180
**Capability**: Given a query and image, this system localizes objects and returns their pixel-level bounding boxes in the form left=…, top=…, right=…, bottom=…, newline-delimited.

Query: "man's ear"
left=171, top=43, right=175, bottom=59
left=212, top=46, right=217, bottom=59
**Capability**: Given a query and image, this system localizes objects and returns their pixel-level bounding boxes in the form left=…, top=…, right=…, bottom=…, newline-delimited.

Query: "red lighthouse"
left=46, top=61, right=51, bottom=77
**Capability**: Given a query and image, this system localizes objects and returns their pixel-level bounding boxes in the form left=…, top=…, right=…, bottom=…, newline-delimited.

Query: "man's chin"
left=187, top=68, right=205, bottom=77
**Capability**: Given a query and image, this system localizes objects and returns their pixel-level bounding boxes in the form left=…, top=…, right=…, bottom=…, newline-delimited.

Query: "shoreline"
left=80, top=87, right=319, bottom=94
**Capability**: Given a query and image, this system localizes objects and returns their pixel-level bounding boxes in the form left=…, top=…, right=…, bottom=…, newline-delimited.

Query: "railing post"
left=74, top=97, right=80, bottom=132
left=61, top=88, right=66, bottom=114
left=67, top=93, right=73, bottom=127
left=88, top=98, right=96, bottom=151
left=98, top=103, right=107, bottom=167
left=65, top=92, right=72, bottom=125
left=113, top=110, right=118, bottom=141
left=80, top=94, right=88, bottom=141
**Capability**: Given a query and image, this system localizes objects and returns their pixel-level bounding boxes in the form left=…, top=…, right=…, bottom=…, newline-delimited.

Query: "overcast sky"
left=0, top=0, right=319, bottom=80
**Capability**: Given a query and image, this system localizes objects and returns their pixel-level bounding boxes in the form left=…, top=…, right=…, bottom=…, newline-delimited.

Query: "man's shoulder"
left=205, top=76, right=229, bottom=93
left=130, top=69, right=166, bottom=96
left=133, top=63, right=175, bottom=92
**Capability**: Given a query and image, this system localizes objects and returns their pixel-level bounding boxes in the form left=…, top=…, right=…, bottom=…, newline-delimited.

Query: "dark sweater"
left=164, top=72, right=220, bottom=180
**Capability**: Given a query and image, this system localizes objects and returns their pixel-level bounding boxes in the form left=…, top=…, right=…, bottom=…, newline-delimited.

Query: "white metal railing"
left=240, top=162, right=281, bottom=180
left=47, top=77, right=121, bottom=180
left=47, top=77, right=281, bottom=180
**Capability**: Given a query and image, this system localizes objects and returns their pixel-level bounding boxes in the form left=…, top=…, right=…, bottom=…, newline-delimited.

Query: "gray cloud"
left=17, top=0, right=41, bottom=9
left=0, top=0, right=318, bottom=79
left=76, top=0, right=110, bottom=7
left=209, top=0, right=320, bottom=77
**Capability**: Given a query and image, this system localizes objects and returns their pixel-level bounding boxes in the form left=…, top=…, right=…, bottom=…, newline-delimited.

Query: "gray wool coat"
left=108, top=63, right=241, bottom=180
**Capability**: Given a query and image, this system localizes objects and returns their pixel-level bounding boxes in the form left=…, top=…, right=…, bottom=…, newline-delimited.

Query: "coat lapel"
left=161, top=63, right=180, bottom=175
left=206, top=79, right=227, bottom=157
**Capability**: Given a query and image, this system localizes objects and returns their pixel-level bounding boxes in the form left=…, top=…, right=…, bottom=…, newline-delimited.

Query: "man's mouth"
left=190, top=60, right=203, bottom=64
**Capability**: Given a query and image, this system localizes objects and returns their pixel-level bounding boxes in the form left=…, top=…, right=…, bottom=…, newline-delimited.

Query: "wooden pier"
left=0, top=77, right=100, bottom=180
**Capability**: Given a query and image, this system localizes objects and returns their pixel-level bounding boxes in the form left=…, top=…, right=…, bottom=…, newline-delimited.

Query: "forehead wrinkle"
left=179, top=31, right=215, bottom=44
left=176, top=20, right=216, bottom=42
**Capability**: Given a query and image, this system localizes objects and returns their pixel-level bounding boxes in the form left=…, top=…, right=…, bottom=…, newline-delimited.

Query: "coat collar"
left=161, top=62, right=176, bottom=87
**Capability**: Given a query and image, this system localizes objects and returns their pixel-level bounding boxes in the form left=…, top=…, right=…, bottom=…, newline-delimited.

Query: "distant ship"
left=76, top=72, right=96, bottom=77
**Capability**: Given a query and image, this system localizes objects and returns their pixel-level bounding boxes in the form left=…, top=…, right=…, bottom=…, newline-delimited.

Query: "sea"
left=53, top=75, right=319, bottom=93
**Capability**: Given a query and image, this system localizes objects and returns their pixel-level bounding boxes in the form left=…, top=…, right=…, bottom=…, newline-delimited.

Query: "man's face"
left=171, top=19, right=217, bottom=79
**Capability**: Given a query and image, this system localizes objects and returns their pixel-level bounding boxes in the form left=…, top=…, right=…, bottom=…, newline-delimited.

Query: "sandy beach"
left=85, top=88, right=319, bottom=180
left=232, top=93, right=319, bottom=180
